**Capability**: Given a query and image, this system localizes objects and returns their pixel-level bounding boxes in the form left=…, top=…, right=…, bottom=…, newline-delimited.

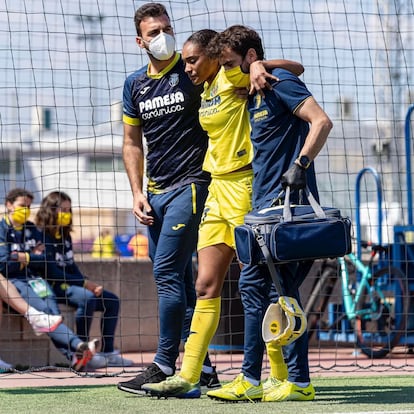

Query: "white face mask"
left=145, top=32, right=175, bottom=61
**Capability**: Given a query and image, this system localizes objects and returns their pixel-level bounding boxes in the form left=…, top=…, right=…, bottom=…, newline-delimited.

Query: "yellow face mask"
left=224, top=65, right=250, bottom=88
left=57, top=212, right=72, bottom=227
left=12, top=206, right=30, bottom=226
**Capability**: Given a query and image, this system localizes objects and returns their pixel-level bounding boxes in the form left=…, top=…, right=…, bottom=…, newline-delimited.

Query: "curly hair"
left=35, top=191, right=72, bottom=239
left=184, top=29, right=217, bottom=50
left=206, top=25, right=264, bottom=61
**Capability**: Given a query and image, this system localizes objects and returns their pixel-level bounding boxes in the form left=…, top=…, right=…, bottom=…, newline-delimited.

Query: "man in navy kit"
left=206, top=25, right=332, bottom=402
left=117, top=3, right=215, bottom=394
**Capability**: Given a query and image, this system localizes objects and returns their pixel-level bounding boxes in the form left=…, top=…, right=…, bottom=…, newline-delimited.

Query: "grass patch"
left=0, top=376, right=413, bottom=414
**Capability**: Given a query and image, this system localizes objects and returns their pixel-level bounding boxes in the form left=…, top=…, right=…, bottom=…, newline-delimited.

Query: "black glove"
left=281, top=163, right=307, bottom=190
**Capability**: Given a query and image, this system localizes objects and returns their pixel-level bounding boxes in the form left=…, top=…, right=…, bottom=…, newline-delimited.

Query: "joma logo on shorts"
left=172, top=224, right=186, bottom=230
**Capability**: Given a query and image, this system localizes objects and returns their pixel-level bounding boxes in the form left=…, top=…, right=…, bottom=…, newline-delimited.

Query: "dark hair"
left=35, top=191, right=72, bottom=238
left=134, top=3, right=169, bottom=36
left=5, top=188, right=34, bottom=205
left=184, top=29, right=217, bottom=50
left=206, top=25, right=264, bottom=61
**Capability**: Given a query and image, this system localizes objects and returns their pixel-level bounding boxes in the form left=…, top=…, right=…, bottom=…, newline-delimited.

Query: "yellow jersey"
left=91, top=234, right=117, bottom=258
left=199, top=67, right=253, bottom=176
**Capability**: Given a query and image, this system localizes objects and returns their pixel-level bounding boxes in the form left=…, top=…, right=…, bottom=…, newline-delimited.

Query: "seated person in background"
left=35, top=191, right=133, bottom=368
left=0, top=272, right=62, bottom=334
left=0, top=272, right=63, bottom=371
left=127, top=229, right=149, bottom=259
left=91, top=228, right=118, bottom=259
left=0, top=188, right=98, bottom=371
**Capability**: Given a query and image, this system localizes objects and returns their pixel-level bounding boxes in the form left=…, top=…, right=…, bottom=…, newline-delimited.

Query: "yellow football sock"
left=266, top=341, right=288, bottom=380
left=180, top=297, right=221, bottom=384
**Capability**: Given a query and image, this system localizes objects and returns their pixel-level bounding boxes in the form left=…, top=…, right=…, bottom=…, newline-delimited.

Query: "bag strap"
left=283, top=185, right=326, bottom=222
left=283, top=186, right=292, bottom=221
left=253, top=228, right=285, bottom=296
left=305, top=187, right=326, bottom=219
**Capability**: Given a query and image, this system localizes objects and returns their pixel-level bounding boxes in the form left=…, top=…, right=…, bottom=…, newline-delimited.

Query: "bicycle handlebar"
left=359, top=240, right=390, bottom=255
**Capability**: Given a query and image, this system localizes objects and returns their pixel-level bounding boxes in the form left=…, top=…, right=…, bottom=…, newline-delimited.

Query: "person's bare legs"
left=178, top=243, right=235, bottom=384
left=0, top=273, right=62, bottom=334
left=196, top=244, right=235, bottom=299
left=141, top=244, right=242, bottom=395
left=0, top=273, right=30, bottom=314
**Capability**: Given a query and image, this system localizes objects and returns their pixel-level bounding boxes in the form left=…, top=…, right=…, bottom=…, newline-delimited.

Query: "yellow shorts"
left=197, top=169, right=253, bottom=251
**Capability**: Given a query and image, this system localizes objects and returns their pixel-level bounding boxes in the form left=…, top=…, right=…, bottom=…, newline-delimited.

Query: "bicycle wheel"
left=354, top=265, right=409, bottom=358
left=305, top=259, right=338, bottom=340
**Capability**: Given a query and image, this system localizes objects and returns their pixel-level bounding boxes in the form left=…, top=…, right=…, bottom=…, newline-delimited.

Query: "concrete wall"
left=0, top=259, right=321, bottom=368
left=0, top=259, right=160, bottom=367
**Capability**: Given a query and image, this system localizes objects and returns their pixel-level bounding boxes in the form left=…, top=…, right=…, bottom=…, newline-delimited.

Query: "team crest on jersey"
left=169, top=73, right=179, bottom=87
left=209, top=84, right=218, bottom=97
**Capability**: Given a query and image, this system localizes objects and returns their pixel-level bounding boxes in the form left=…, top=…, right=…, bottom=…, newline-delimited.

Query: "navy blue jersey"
left=123, top=53, right=210, bottom=193
left=35, top=230, right=85, bottom=286
left=0, top=218, right=43, bottom=279
left=248, top=68, right=318, bottom=209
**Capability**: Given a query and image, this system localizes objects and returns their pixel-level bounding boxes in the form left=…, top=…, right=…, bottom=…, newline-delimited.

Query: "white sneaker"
left=88, top=350, right=133, bottom=368
left=25, top=308, right=63, bottom=336
left=0, top=357, right=13, bottom=372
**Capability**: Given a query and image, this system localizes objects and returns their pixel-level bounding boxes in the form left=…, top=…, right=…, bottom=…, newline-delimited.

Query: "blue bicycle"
left=305, top=241, right=409, bottom=358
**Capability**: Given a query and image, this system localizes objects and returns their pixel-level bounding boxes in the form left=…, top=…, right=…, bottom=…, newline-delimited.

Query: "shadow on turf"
left=316, top=385, right=414, bottom=405
left=2, top=385, right=107, bottom=396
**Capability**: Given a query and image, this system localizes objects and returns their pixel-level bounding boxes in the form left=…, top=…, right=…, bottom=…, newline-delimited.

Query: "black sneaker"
left=117, top=363, right=168, bottom=395
left=200, top=366, right=221, bottom=389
